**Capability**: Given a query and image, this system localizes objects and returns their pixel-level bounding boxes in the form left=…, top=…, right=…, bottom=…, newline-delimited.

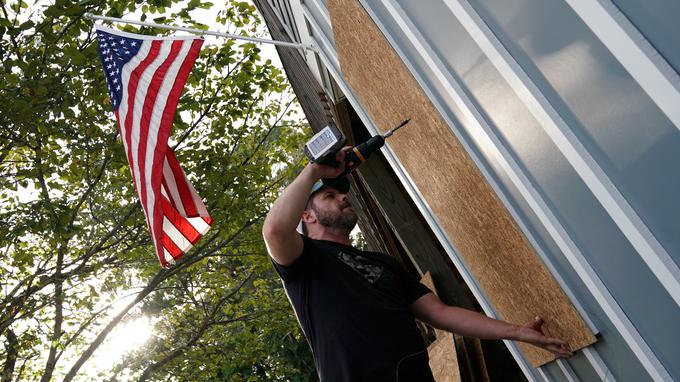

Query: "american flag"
left=95, top=25, right=212, bottom=268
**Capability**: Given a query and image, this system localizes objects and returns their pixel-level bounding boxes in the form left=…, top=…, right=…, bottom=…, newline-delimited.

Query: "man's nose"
left=339, top=193, right=348, bottom=203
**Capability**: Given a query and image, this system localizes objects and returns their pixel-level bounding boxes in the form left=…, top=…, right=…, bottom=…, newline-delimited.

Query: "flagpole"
left=84, top=13, right=317, bottom=52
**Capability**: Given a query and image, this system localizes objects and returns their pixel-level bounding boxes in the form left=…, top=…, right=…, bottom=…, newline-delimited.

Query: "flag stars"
left=97, top=31, right=143, bottom=108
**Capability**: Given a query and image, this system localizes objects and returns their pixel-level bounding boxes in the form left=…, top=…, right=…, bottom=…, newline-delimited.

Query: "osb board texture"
left=327, top=0, right=596, bottom=366
left=428, top=334, right=461, bottom=382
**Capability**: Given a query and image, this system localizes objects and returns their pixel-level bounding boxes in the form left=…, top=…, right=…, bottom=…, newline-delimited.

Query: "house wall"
left=261, top=0, right=680, bottom=380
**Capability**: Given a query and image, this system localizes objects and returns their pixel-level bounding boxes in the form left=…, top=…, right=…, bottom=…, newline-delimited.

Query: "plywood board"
left=327, top=0, right=596, bottom=366
left=429, top=334, right=462, bottom=382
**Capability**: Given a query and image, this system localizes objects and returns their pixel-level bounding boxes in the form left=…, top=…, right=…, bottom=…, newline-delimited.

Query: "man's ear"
left=301, top=209, right=316, bottom=225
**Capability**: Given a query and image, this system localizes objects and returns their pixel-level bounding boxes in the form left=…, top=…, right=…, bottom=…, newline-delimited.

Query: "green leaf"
left=63, top=5, right=85, bottom=15
left=19, top=20, right=34, bottom=30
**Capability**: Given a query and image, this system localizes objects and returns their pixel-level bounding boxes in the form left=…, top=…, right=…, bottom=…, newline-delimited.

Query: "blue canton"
left=96, top=30, right=143, bottom=110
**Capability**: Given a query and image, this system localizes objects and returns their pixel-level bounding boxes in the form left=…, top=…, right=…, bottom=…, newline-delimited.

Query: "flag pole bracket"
left=84, top=13, right=318, bottom=53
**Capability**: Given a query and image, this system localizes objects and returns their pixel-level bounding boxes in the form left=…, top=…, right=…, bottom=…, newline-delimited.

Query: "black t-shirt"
left=272, top=235, right=435, bottom=382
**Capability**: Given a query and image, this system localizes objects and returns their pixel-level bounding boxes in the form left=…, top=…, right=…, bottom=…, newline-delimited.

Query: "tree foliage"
left=0, top=0, right=315, bottom=380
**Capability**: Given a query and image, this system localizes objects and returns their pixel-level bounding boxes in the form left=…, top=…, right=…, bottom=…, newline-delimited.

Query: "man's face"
left=307, top=188, right=358, bottom=232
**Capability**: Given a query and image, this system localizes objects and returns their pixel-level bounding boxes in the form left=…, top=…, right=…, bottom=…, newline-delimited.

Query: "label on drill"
left=307, top=126, right=340, bottom=160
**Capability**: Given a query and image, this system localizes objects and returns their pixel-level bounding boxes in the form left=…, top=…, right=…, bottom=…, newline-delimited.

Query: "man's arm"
left=411, top=293, right=572, bottom=357
left=262, top=149, right=348, bottom=266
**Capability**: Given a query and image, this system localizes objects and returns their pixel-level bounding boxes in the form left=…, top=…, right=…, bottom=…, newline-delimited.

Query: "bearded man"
left=262, top=148, right=571, bottom=382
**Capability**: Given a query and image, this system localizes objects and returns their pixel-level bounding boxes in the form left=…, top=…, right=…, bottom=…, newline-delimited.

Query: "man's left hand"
left=516, top=317, right=573, bottom=358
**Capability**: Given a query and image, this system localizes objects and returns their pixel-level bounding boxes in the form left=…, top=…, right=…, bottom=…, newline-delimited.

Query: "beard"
left=312, top=202, right=358, bottom=232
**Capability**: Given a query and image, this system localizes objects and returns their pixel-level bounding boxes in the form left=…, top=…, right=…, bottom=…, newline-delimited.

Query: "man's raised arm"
left=262, top=149, right=348, bottom=266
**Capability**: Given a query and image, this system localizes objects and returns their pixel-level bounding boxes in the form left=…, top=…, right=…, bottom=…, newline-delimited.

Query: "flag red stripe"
left=161, top=178, right=181, bottom=211
left=136, top=40, right=184, bottom=215
left=162, top=233, right=183, bottom=259
left=165, top=150, right=199, bottom=217
left=150, top=39, right=204, bottom=265
left=130, top=40, right=180, bottom=266
left=162, top=196, right=201, bottom=243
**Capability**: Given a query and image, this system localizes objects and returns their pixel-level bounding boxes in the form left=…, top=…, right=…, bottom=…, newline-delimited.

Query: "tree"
left=0, top=0, right=316, bottom=380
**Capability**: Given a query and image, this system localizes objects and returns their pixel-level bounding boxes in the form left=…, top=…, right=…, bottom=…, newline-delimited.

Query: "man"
left=262, top=148, right=571, bottom=381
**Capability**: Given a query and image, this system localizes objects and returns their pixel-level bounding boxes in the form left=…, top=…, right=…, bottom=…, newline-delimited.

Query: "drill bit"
left=383, top=118, right=411, bottom=138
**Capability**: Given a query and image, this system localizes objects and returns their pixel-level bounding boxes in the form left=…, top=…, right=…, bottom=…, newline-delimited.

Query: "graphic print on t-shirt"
left=337, top=251, right=384, bottom=284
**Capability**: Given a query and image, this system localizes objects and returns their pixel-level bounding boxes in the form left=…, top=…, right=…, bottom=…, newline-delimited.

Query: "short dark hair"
left=305, top=196, right=315, bottom=211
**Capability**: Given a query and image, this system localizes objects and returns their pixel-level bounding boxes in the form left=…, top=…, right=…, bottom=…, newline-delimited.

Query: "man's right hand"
left=308, top=146, right=352, bottom=180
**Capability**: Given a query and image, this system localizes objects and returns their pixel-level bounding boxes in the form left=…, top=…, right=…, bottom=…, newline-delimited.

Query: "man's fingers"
left=541, top=339, right=572, bottom=357
left=523, top=316, right=544, bottom=331
left=338, top=146, right=352, bottom=158
left=545, top=344, right=573, bottom=357
left=540, top=336, right=567, bottom=347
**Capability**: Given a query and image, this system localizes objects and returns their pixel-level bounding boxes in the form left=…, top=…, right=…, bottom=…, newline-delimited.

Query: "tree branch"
left=39, top=241, right=66, bottom=382
left=137, top=274, right=255, bottom=382
left=1, top=329, right=17, bottom=382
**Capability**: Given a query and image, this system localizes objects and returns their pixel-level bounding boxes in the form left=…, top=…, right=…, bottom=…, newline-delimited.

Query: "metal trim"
left=556, top=359, right=579, bottom=382
left=564, top=0, right=680, bottom=132
left=583, top=346, right=617, bottom=381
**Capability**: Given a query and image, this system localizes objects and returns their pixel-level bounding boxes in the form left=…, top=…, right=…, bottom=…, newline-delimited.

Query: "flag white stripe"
left=163, top=248, right=176, bottom=264
left=187, top=217, right=210, bottom=235
left=143, top=41, right=193, bottom=253
left=163, top=157, right=187, bottom=216
left=163, top=216, right=193, bottom=252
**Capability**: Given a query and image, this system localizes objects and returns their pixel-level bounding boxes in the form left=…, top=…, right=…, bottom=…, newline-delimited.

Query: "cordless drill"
left=341, top=118, right=411, bottom=175
left=304, top=119, right=412, bottom=187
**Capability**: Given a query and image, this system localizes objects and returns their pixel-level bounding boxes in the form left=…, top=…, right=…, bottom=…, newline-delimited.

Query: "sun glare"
left=90, top=316, right=154, bottom=372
